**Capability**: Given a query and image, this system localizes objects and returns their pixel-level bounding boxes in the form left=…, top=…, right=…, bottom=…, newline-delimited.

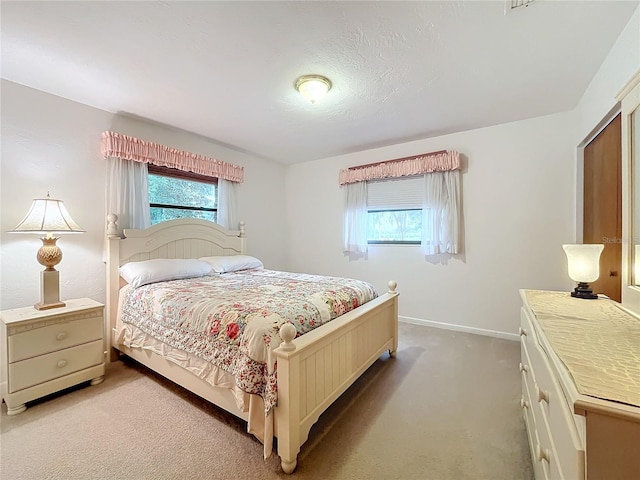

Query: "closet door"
left=583, top=114, right=622, bottom=301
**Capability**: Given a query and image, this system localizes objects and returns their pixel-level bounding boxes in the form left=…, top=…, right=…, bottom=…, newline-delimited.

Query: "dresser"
left=1, top=298, right=105, bottom=415
left=520, top=290, right=640, bottom=480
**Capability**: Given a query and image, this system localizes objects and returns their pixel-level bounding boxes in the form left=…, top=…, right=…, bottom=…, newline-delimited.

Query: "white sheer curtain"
left=217, top=178, right=239, bottom=230
left=105, top=157, right=151, bottom=235
left=421, top=170, right=461, bottom=255
left=343, top=181, right=368, bottom=254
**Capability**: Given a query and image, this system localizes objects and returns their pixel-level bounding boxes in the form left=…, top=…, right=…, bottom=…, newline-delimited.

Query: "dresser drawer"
left=520, top=336, right=536, bottom=387
left=521, top=309, right=585, bottom=480
left=522, top=375, right=547, bottom=480
left=532, top=353, right=585, bottom=479
left=8, top=340, right=104, bottom=393
left=8, top=314, right=103, bottom=362
left=524, top=369, right=560, bottom=480
left=536, top=406, right=561, bottom=480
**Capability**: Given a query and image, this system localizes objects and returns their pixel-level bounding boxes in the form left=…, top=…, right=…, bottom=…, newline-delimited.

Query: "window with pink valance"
left=341, top=150, right=462, bottom=256
left=101, top=131, right=244, bottom=183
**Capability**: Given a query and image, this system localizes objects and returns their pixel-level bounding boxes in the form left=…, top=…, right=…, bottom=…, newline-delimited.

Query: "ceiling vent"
left=505, top=0, right=536, bottom=13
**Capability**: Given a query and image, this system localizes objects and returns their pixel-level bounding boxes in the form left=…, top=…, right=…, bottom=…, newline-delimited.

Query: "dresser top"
left=1, top=298, right=103, bottom=325
left=521, top=289, right=640, bottom=409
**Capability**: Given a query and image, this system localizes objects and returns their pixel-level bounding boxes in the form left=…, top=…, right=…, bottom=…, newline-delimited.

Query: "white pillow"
left=119, top=258, right=213, bottom=288
left=198, top=255, right=264, bottom=274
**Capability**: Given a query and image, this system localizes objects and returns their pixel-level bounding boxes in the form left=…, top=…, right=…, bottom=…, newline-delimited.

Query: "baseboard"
left=399, top=316, right=519, bottom=341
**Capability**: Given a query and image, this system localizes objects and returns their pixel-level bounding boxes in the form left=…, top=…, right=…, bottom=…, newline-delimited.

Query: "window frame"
left=148, top=164, right=218, bottom=221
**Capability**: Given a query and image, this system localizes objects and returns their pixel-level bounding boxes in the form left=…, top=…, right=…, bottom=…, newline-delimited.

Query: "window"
left=367, top=176, right=423, bottom=244
left=148, top=165, right=217, bottom=224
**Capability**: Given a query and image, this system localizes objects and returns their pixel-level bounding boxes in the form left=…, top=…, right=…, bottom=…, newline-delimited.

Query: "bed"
left=105, top=215, right=399, bottom=473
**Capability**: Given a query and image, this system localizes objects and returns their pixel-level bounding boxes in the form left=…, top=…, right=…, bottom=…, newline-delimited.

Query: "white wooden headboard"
left=118, top=219, right=245, bottom=264
left=104, top=214, right=246, bottom=359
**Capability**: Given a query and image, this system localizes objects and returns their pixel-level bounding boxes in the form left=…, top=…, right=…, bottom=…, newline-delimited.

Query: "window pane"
left=149, top=174, right=217, bottom=209
left=150, top=207, right=216, bottom=224
left=368, top=209, right=422, bottom=242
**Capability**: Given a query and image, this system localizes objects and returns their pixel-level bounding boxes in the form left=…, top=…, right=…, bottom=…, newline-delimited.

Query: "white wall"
left=574, top=7, right=640, bottom=144
left=0, top=80, right=288, bottom=311
left=284, top=113, right=576, bottom=337
left=284, top=7, right=640, bottom=338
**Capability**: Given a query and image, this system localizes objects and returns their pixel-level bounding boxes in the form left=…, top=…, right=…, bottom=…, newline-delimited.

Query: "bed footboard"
left=273, top=282, right=399, bottom=474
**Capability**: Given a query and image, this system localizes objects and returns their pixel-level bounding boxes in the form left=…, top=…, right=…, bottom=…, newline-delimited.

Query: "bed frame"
left=105, top=215, right=398, bottom=473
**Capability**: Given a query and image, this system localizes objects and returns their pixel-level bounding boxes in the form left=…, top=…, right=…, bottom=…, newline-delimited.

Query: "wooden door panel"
left=583, top=115, right=622, bottom=301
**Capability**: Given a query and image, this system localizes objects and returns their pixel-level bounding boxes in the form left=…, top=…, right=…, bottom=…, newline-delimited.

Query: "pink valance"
left=339, top=150, right=460, bottom=185
left=101, top=131, right=244, bottom=183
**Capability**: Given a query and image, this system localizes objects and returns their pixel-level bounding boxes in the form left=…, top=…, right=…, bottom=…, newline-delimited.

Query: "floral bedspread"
left=119, top=269, right=378, bottom=414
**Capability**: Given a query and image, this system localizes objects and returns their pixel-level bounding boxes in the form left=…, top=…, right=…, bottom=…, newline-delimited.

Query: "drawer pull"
left=57, top=360, right=68, bottom=368
left=536, top=385, right=549, bottom=404
left=56, top=332, right=68, bottom=341
left=519, top=327, right=527, bottom=337
left=520, top=397, right=530, bottom=409
left=519, top=362, right=529, bottom=373
left=536, top=444, right=551, bottom=463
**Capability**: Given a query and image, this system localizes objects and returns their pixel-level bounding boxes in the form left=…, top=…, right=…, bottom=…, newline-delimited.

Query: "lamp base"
left=35, top=269, right=66, bottom=310
left=570, top=282, right=598, bottom=300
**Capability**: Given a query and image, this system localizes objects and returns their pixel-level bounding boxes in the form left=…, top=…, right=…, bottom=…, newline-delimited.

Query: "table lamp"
left=562, top=244, right=604, bottom=299
left=9, top=193, right=85, bottom=310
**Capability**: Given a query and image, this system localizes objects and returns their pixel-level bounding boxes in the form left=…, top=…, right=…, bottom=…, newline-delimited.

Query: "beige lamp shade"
left=10, top=194, right=85, bottom=235
left=563, top=244, right=604, bottom=282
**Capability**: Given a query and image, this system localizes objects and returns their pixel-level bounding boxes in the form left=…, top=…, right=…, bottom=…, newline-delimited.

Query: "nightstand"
left=1, top=298, right=105, bottom=415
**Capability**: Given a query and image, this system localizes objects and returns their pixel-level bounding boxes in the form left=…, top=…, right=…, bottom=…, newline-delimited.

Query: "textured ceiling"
left=1, top=1, right=638, bottom=164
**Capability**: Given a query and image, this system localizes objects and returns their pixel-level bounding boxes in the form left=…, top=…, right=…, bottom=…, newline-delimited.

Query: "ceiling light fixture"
left=295, top=75, right=332, bottom=104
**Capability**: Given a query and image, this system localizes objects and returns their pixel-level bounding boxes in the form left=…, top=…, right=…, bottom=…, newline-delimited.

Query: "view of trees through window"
left=368, top=209, right=422, bottom=243
left=149, top=169, right=422, bottom=240
left=148, top=173, right=217, bottom=224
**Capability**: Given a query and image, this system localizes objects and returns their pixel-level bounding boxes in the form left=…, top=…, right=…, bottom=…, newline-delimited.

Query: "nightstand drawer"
left=8, top=340, right=104, bottom=393
left=8, top=314, right=103, bottom=362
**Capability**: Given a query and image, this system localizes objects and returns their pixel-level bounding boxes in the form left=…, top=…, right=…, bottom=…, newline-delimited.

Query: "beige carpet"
left=0, top=323, right=534, bottom=480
